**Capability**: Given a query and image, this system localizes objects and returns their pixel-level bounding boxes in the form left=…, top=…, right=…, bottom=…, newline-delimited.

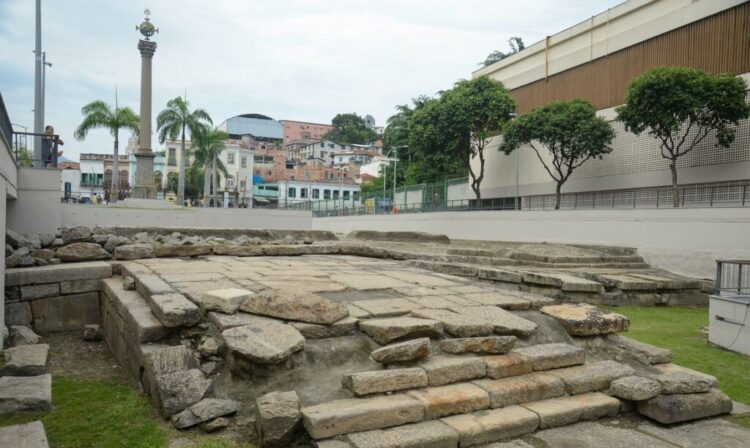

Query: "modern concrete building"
left=472, top=0, right=750, bottom=208
left=217, top=113, right=284, bottom=143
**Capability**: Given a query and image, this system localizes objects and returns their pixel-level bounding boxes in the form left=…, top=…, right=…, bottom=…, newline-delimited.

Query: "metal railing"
left=11, top=131, right=61, bottom=167
left=0, top=92, right=12, bottom=150
left=715, top=260, right=750, bottom=299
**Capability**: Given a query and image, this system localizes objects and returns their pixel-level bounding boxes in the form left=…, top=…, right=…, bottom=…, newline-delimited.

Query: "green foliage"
left=16, top=146, right=33, bottom=167
left=410, top=76, right=516, bottom=199
left=501, top=99, right=614, bottom=208
left=167, top=165, right=204, bottom=198
left=608, top=306, right=750, bottom=405
left=0, top=377, right=166, bottom=448
left=157, top=96, right=213, bottom=203
left=323, top=113, right=378, bottom=145
left=616, top=67, right=749, bottom=206
left=480, top=37, right=525, bottom=67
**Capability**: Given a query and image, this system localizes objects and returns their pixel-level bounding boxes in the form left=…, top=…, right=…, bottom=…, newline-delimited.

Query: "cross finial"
left=144, top=8, right=151, bottom=20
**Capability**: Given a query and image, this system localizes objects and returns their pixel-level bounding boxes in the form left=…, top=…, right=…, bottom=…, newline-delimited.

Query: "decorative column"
left=132, top=9, right=158, bottom=199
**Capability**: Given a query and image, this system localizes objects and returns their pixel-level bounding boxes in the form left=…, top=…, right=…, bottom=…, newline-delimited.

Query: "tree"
left=617, top=67, right=749, bottom=207
left=480, top=37, right=525, bottom=67
left=501, top=99, right=614, bottom=209
left=191, top=126, right=229, bottom=206
left=156, top=97, right=212, bottom=206
left=323, top=113, right=378, bottom=145
left=411, top=77, right=516, bottom=200
left=16, top=146, right=33, bottom=167
left=167, top=166, right=204, bottom=199
left=74, top=100, right=139, bottom=203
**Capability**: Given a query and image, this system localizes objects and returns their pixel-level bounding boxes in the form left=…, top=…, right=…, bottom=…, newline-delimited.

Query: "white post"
left=32, top=0, right=43, bottom=167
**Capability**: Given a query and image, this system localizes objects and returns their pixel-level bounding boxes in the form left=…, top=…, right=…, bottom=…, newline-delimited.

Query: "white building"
left=60, top=167, right=81, bottom=201
left=297, top=140, right=380, bottom=165
left=79, top=155, right=105, bottom=200
left=276, top=180, right=360, bottom=207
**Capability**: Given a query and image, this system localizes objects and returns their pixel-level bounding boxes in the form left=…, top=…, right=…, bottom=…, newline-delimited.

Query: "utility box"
left=709, top=260, right=750, bottom=356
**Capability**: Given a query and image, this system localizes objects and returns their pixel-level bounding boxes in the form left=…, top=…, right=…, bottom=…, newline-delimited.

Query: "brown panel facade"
left=510, top=3, right=750, bottom=113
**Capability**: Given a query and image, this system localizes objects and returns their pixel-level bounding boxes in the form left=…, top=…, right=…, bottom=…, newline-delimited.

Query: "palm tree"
left=191, top=126, right=229, bottom=206
left=156, top=96, right=212, bottom=206
left=74, top=100, right=139, bottom=203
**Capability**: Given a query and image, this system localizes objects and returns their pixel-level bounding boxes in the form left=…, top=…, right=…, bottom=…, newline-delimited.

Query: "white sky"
left=0, top=0, right=622, bottom=161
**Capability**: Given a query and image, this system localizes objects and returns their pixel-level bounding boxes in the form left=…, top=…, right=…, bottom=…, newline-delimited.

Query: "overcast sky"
left=0, top=0, right=622, bottom=161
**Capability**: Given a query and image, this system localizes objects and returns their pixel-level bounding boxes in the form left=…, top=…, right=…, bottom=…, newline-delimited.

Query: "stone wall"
left=4, top=262, right=112, bottom=333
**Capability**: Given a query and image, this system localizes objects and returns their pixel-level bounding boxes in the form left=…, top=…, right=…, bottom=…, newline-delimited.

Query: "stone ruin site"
left=2, top=226, right=747, bottom=448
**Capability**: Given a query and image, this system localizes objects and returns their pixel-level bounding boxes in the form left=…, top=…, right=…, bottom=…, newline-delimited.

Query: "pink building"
left=279, top=120, right=333, bottom=148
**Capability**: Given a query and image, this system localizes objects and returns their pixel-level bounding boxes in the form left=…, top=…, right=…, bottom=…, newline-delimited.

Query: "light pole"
left=382, top=162, right=387, bottom=213
left=508, top=112, right=519, bottom=210
left=33, top=0, right=43, bottom=167
left=388, top=145, right=407, bottom=211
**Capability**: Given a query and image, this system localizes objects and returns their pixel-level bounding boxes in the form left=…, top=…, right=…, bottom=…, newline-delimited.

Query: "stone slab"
left=353, top=299, right=421, bottom=317
left=473, top=372, right=565, bottom=408
left=241, top=290, right=349, bottom=324
left=656, top=371, right=713, bottom=394
left=360, top=317, right=443, bottom=345
left=102, top=278, right=169, bottom=343
left=301, top=394, right=425, bottom=439
left=371, top=338, right=431, bottom=364
left=30, top=292, right=100, bottom=332
left=521, top=392, right=620, bottom=428
left=208, top=311, right=267, bottom=331
left=292, top=316, right=358, bottom=339
left=0, top=374, right=52, bottom=413
left=407, top=383, right=490, bottom=419
left=147, top=293, right=201, bottom=328
left=485, top=353, right=534, bottom=379
left=440, top=406, right=539, bottom=447
left=343, top=368, right=428, bottom=396
left=477, top=267, right=524, bottom=284
left=638, top=388, right=733, bottom=424
left=548, top=360, right=635, bottom=394
left=541, top=303, right=629, bottom=336
left=420, top=356, right=486, bottom=386
left=135, top=274, right=175, bottom=299
left=440, top=336, right=516, bottom=355
left=20, top=284, right=60, bottom=301
left=330, top=274, right=412, bottom=290
left=610, top=375, right=663, bottom=401
left=198, top=288, right=253, bottom=314
left=6, top=261, right=112, bottom=286
left=649, top=363, right=718, bottom=387
left=256, top=390, right=301, bottom=448
left=637, top=417, right=750, bottom=448
left=0, top=421, right=49, bottom=448
left=347, top=420, right=459, bottom=448
left=60, top=279, right=102, bottom=294
left=411, top=308, right=493, bottom=337
left=608, top=335, right=672, bottom=365
left=461, top=293, right=531, bottom=310
left=171, top=398, right=239, bottom=429
left=451, top=306, right=537, bottom=337
left=512, top=343, right=585, bottom=371
left=405, top=295, right=464, bottom=309
left=222, top=318, right=305, bottom=364
left=1, top=344, right=49, bottom=376
left=535, top=421, right=675, bottom=448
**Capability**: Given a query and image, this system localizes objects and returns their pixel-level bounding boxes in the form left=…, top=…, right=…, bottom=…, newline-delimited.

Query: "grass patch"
left=0, top=377, right=254, bottom=448
left=608, top=306, right=750, bottom=405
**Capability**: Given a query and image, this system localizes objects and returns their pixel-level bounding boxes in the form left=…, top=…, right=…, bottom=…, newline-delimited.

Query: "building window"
left=320, top=142, right=324, bottom=147
left=328, top=143, right=334, bottom=148
left=288, top=187, right=296, bottom=198
left=168, top=148, right=176, bottom=166
left=353, top=191, right=360, bottom=201
left=227, top=152, right=235, bottom=164
left=338, top=157, right=343, bottom=162
left=227, top=176, right=235, bottom=188
left=343, top=190, right=350, bottom=200
left=301, top=188, right=308, bottom=198
left=313, top=189, right=320, bottom=199
left=240, top=180, right=246, bottom=191
left=241, top=155, right=247, bottom=168
left=324, top=189, right=331, bottom=199
left=333, top=190, right=340, bottom=200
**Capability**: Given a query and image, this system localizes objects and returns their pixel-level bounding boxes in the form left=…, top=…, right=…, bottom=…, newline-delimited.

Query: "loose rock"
left=440, top=336, right=516, bottom=355
left=155, top=369, right=213, bottom=417
left=114, top=243, right=155, bottom=260
left=222, top=318, right=305, bottom=364
left=256, top=391, right=301, bottom=448
left=8, top=325, right=41, bottom=346
left=360, top=317, right=443, bottom=344
left=201, top=288, right=253, bottom=314
left=171, top=398, right=239, bottom=429
left=541, top=303, right=629, bottom=336
left=82, top=324, right=103, bottom=342
left=370, top=338, right=431, bottom=364
left=0, top=344, right=49, bottom=376
left=55, top=242, right=110, bottom=262
left=610, top=375, right=662, bottom=401
left=61, top=226, right=92, bottom=243
left=241, top=290, right=348, bottom=324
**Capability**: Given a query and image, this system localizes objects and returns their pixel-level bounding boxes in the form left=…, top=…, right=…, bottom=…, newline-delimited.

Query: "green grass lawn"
left=608, top=306, right=750, bottom=405
left=0, top=377, right=253, bottom=448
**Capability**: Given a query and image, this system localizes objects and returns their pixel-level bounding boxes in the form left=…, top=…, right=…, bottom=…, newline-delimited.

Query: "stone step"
left=0, top=421, right=50, bottom=448
left=511, top=343, right=585, bottom=371
left=419, top=356, right=487, bottom=386
left=411, top=309, right=494, bottom=337
left=134, top=274, right=201, bottom=327
left=359, top=317, right=444, bottom=345
left=636, top=388, right=732, bottom=424
left=0, top=374, right=52, bottom=413
left=473, top=372, right=566, bottom=408
left=346, top=420, right=458, bottom=448
left=520, top=272, right=604, bottom=293
left=406, top=383, right=490, bottom=419
left=521, top=392, right=620, bottom=429
left=0, top=344, right=49, bottom=376
left=101, top=278, right=170, bottom=343
left=441, top=405, right=539, bottom=447
left=547, top=360, right=635, bottom=394
left=451, top=306, right=537, bottom=337
left=540, top=303, right=629, bottom=336
left=342, top=368, right=428, bottom=396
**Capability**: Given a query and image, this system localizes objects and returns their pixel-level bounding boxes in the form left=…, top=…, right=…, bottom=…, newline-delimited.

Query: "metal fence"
left=715, top=260, right=750, bottom=298
left=0, top=92, right=13, bottom=151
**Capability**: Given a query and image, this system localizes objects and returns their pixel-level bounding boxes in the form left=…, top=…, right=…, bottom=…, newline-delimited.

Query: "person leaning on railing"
left=41, top=125, right=64, bottom=168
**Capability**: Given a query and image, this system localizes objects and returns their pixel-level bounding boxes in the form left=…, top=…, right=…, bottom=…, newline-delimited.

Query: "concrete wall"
left=1, top=131, right=18, bottom=348
left=61, top=203, right=312, bottom=230
left=313, top=208, right=750, bottom=279
left=7, top=168, right=63, bottom=235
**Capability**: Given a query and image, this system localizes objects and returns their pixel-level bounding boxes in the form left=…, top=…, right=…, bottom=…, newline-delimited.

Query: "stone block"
left=0, top=374, right=52, bottom=413
left=371, top=338, right=431, bottom=364
left=8, top=325, right=41, bottom=346
left=407, top=383, right=490, bottom=419
left=20, top=284, right=60, bottom=301
left=199, top=288, right=253, bottom=314
left=135, top=274, right=174, bottom=299
left=347, top=420, right=459, bottom=448
left=650, top=363, right=718, bottom=387
left=541, top=303, right=629, bottom=336
left=102, top=278, right=170, bottom=343
left=256, top=391, right=301, bottom=448
left=113, top=243, right=155, bottom=260
left=171, top=398, right=239, bottom=429
left=155, top=368, right=212, bottom=417
left=291, top=316, right=358, bottom=339
left=352, top=298, right=421, bottom=317
left=360, top=317, right=443, bottom=345
left=610, top=376, right=662, bottom=401
left=451, top=306, right=537, bottom=337
left=222, top=318, right=305, bottom=365
left=548, top=360, right=635, bottom=394
left=301, top=394, right=425, bottom=439
left=406, top=261, right=478, bottom=278
left=440, top=336, right=516, bottom=355
left=142, top=345, right=199, bottom=400
left=209, top=311, right=269, bottom=331
left=1, top=344, right=49, bottom=376
left=477, top=267, right=523, bottom=284
left=154, top=244, right=213, bottom=258
left=656, top=372, right=713, bottom=394
left=512, top=343, right=585, bottom=371
left=636, top=388, right=733, bottom=424
left=462, top=292, right=531, bottom=310
left=0, top=421, right=49, bottom=448
left=147, top=293, right=201, bottom=328
left=522, top=392, right=620, bottom=428
left=474, top=372, right=565, bottom=408
left=241, top=290, right=349, bottom=324
left=440, top=406, right=539, bottom=447
left=30, top=292, right=100, bottom=332
left=485, top=353, right=534, bottom=379
left=343, top=368, right=428, bottom=396
left=411, top=308, right=493, bottom=337
left=420, top=356, right=486, bottom=386
left=607, top=334, right=672, bottom=365
left=60, top=279, right=101, bottom=294
left=4, top=301, right=32, bottom=326
left=55, top=242, right=111, bottom=262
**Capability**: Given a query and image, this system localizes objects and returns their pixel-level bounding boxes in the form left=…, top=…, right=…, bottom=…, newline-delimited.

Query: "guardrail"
left=715, top=260, right=750, bottom=298
left=0, top=92, right=12, bottom=150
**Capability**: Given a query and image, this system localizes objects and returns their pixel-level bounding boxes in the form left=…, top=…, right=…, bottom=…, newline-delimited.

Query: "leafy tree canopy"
left=501, top=99, right=614, bottom=208
left=323, top=113, right=378, bottom=145
left=481, top=37, right=525, bottom=67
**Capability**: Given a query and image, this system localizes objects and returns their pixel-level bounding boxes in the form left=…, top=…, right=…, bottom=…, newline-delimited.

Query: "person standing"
left=41, top=125, right=64, bottom=167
